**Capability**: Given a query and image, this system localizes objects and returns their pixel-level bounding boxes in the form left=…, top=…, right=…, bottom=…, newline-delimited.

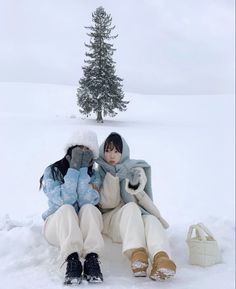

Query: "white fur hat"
left=64, top=130, right=99, bottom=159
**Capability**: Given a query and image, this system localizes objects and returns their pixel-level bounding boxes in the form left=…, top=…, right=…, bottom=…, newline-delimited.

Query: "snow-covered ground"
left=0, top=82, right=235, bottom=289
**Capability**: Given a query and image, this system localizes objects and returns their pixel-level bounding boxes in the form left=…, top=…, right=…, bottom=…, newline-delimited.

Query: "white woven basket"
left=186, top=223, right=222, bottom=267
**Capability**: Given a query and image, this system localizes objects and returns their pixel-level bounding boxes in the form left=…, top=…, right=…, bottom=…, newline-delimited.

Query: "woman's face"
left=104, top=147, right=121, bottom=166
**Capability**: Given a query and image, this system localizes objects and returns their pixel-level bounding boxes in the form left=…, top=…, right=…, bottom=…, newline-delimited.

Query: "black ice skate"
left=64, top=252, right=82, bottom=285
left=83, top=253, right=103, bottom=283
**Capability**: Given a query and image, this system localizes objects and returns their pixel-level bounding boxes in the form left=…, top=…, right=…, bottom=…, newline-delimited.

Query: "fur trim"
left=64, top=130, right=99, bottom=159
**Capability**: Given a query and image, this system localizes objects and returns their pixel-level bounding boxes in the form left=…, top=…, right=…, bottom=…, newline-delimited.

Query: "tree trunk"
left=96, top=110, right=103, bottom=123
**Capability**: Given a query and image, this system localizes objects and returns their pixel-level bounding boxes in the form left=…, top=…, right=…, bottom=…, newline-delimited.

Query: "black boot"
left=64, top=252, right=82, bottom=285
left=83, top=253, right=103, bottom=283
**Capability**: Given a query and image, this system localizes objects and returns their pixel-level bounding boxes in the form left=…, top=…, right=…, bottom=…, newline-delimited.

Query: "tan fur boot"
left=130, top=247, right=149, bottom=277
left=149, top=251, right=176, bottom=281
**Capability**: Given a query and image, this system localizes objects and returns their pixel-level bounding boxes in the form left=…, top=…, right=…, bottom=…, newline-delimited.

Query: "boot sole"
left=83, top=274, right=103, bottom=283
left=133, top=271, right=147, bottom=277
left=64, top=276, right=82, bottom=285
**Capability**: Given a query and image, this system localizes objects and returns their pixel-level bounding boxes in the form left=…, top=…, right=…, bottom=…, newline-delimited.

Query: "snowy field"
left=0, top=82, right=235, bottom=289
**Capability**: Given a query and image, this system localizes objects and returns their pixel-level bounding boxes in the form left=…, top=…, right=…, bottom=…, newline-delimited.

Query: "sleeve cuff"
left=79, top=167, right=89, bottom=176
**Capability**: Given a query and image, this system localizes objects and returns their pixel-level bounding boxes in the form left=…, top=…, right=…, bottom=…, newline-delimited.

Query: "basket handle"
left=187, top=225, right=195, bottom=241
left=197, top=223, right=216, bottom=240
left=187, top=224, right=207, bottom=241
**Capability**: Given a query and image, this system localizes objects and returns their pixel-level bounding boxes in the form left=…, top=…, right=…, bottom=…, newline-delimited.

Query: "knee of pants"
left=79, top=203, right=101, bottom=216
left=143, top=214, right=164, bottom=230
left=57, top=204, right=77, bottom=216
left=122, top=202, right=141, bottom=215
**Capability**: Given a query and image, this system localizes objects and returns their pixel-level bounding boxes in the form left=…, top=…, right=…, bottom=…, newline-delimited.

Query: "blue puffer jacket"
left=41, top=166, right=101, bottom=220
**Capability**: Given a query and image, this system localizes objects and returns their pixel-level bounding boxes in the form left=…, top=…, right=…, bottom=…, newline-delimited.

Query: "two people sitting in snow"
left=39, top=130, right=176, bottom=285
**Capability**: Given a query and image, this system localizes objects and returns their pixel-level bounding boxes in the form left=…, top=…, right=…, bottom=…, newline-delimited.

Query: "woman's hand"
left=127, top=168, right=141, bottom=189
left=67, top=147, right=83, bottom=170
left=81, top=150, right=93, bottom=167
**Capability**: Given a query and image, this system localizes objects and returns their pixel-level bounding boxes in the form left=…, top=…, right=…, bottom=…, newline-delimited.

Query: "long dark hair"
left=39, top=145, right=93, bottom=190
left=104, top=133, right=123, bottom=153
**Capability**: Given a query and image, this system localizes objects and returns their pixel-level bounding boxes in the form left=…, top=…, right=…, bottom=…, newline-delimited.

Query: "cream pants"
left=104, top=202, right=171, bottom=261
left=43, top=204, right=104, bottom=261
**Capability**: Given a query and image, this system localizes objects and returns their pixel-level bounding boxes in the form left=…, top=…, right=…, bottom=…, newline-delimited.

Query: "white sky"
left=0, top=0, right=235, bottom=94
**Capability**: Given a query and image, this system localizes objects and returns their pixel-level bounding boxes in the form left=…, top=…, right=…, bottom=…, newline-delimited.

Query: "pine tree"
left=77, top=6, right=128, bottom=123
